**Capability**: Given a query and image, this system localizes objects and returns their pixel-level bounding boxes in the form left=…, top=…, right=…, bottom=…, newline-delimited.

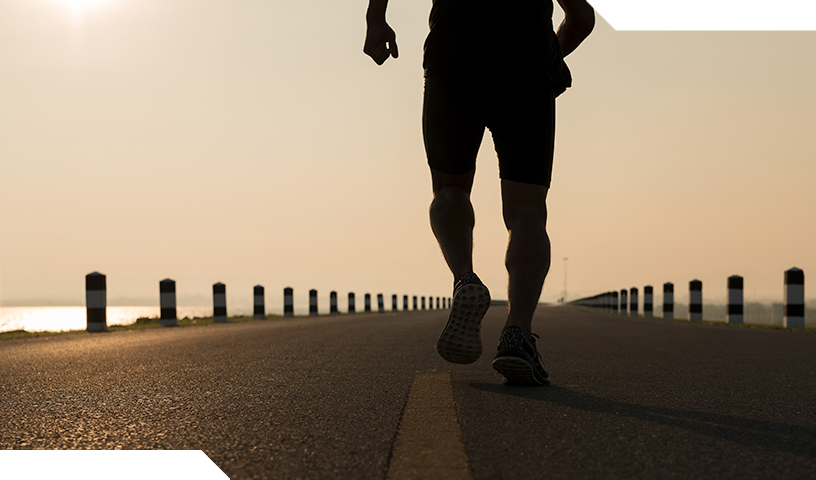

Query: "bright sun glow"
left=54, top=0, right=111, bottom=8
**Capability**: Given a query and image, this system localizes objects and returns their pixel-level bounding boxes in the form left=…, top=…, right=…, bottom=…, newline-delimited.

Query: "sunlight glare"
left=54, top=0, right=112, bottom=10
left=52, top=0, right=116, bottom=28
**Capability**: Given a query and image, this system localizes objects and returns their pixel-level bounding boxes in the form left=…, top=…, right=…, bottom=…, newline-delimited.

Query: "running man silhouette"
left=364, top=0, right=594, bottom=385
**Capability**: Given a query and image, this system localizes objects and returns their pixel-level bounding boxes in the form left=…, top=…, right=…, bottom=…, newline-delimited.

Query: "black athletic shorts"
left=423, top=67, right=556, bottom=187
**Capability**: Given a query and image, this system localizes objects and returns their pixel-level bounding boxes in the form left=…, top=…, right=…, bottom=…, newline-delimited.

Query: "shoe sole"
left=492, top=356, right=550, bottom=386
left=436, top=283, right=490, bottom=364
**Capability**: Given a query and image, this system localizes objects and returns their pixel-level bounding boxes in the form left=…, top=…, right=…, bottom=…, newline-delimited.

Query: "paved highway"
left=1, top=306, right=814, bottom=479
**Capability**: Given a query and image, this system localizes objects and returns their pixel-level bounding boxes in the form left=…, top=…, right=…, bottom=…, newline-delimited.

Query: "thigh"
left=487, top=72, right=556, bottom=187
left=423, top=71, right=486, bottom=179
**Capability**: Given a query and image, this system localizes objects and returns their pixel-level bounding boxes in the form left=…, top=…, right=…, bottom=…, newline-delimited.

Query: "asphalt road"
left=2, top=306, right=815, bottom=479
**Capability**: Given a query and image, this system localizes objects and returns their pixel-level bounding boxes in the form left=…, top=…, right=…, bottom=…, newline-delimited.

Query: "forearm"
left=556, top=18, right=594, bottom=57
left=556, top=0, right=595, bottom=57
left=366, top=0, right=389, bottom=24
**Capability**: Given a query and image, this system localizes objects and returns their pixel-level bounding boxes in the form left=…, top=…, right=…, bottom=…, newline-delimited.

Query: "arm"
left=364, top=0, right=399, bottom=65
left=555, top=0, right=595, bottom=57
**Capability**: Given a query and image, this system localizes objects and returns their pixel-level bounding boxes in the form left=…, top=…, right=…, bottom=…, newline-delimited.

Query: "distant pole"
left=85, top=272, right=107, bottom=332
left=784, top=268, right=805, bottom=329
left=365, top=293, right=371, bottom=313
left=620, top=289, right=628, bottom=316
left=160, top=279, right=178, bottom=326
left=284, top=287, right=294, bottom=317
left=563, top=257, right=569, bottom=303
left=309, top=289, right=318, bottom=316
left=663, top=283, right=674, bottom=319
left=213, top=282, right=227, bottom=323
left=644, top=286, right=653, bottom=317
left=413, top=296, right=418, bottom=311
left=392, top=294, right=398, bottom=311
left=630, top=287, right=638, bottom=317
left=612, top=291, right=618, bottom=315
left=689, top=280, right=703, bottom=321
left=253, top=285, right=265, bottom=319
left=448, top=297, right=451, bottom=309
left=378, top=293, right=384, bottom=313
left=727, top=276, right=744, bottom=324
left=403, top=295, right=408, bottom=311
left=348, top=292, right=356, bottom=314
left=330, top=291, right=338, bottom=315
left=436, top=297, right=440, bottom=309
left=421, top=296, right=426, bottom=310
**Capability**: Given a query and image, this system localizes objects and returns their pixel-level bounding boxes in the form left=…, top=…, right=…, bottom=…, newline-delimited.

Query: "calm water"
left=0, top=306, right=252, bottom=333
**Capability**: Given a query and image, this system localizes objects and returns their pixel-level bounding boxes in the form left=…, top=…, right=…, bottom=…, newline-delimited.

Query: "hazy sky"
left=1, top=0, right=814, bottom=310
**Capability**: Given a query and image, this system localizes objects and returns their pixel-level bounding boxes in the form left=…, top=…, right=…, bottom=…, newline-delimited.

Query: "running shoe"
left=436, top=272, right=491, bottom=364
left=492, top=326, right=550, bottom=386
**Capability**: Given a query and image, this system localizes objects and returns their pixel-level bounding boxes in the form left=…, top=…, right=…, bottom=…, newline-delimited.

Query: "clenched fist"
left=364, top=22, right=399, bottom=65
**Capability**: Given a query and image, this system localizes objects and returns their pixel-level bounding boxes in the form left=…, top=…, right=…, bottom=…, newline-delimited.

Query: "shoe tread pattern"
left=436, top=283, right=490, bottom=364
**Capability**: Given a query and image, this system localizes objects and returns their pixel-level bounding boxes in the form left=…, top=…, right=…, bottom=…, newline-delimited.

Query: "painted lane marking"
left=387, top=373, right=472, bottom=480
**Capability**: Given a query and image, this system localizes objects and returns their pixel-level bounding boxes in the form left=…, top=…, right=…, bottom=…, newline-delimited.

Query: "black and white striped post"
left=378, top=293, right=384, bottom=313
left=663, top=283, right=674, bottom=319
left=160, top=279, right=177, bottom=326
left=612, top=291, right=619, bottom=315
left=629, top=287, right=638, bottom=317
left=644, top=286, right=653, bottom=317
left=421, top=297, right=426, bottom=310
left=253, top=285, right=265, bottom=319
left=213, top=282, right=227, bottom=323
left=348, top=292, right=356, bottom=314
left=403, top=295, right=408, bottom=311
left=727, top=276, right=744, bottom=324
left=85, top=272, right=107, bottom=332
left=310, top=289, right=318, bottom=316
left=284, top=287, right=294, bottom=317
left=620, top=289, right=628, bottom=316
left=330, top=291, right=338, bottom=315
left=365, top=293, right=371, bottom=313
left=784, top=267, right=805, bottom=329
left=689, top=280, right=703, bottom=321
left=413, top=296, right=418, bottom=311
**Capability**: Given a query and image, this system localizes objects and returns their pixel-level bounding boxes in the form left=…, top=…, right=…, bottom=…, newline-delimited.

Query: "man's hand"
left=364, top=22, right=399, bottom=65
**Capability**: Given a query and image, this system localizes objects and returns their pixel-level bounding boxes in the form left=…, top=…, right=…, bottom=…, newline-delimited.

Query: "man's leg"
left=501, top=179, right=551, bottom=339
left=431, top=167, right=491, bottom=364
left=429, top=168, right=476, bottom=282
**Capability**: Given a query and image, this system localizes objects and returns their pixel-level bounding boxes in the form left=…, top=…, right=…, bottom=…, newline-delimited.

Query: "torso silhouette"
left=423, top=0, right=571, bottom=94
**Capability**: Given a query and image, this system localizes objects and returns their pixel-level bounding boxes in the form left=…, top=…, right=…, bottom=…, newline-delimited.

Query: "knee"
left=430, top=186, right=472, bottom=219
left=503, top=205, right=548, bottom=232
